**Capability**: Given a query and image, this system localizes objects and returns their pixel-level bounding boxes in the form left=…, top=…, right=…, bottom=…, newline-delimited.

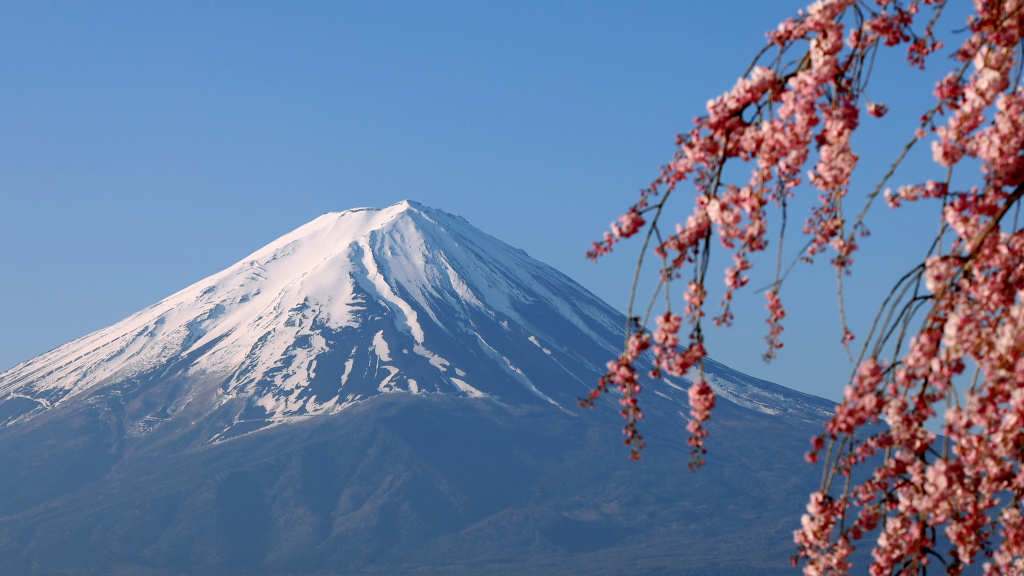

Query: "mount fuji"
left=0, top=200, right=835, bottom=576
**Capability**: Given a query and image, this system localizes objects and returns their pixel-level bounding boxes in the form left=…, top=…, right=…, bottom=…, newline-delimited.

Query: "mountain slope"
left=0, top=201, right=836, bottom=575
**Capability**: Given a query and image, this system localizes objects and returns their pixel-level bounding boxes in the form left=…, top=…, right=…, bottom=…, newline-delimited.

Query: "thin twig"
left=837, top=266, right=854, bottom=362
left=624, top=200, right=669, bottom=344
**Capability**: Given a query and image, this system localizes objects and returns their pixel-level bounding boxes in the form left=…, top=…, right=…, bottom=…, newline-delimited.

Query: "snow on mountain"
left=0, top=200, right=832, bottom=442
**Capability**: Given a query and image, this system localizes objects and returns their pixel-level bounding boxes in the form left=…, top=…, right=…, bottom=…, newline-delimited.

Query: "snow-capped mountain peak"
left=0, top=201, right=832, bottom=442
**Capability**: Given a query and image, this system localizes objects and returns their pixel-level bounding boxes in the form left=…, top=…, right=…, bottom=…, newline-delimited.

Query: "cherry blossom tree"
left=581, top=1, right=1024, bottom=574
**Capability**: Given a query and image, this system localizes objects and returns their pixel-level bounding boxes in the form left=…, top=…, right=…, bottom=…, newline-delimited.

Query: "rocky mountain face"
left=0, top=201, right=835, bottom=575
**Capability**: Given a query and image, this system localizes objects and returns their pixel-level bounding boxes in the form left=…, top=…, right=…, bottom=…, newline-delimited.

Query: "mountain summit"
left=0, top=200, right=829, bottom=440
left=0, top=201, right=835, bottom=576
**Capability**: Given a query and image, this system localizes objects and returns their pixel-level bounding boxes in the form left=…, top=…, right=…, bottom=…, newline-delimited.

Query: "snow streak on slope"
left=0, top=201, right=834, bottom=441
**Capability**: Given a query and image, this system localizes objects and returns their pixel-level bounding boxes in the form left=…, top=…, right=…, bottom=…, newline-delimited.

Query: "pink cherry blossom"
left=585, top=0, right=1024, bottom=573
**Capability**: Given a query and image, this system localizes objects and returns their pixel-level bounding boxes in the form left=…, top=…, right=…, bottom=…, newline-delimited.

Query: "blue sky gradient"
left=0, top=1, right=964, bottom=401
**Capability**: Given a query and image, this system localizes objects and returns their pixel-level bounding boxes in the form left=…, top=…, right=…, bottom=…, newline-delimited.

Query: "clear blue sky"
left=0, top=1, right=962, bottom=401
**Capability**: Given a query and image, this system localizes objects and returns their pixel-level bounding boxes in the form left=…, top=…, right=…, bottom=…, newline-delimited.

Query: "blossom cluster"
left=579, top=331, right=652, bottom=460
left=586, top=0, right=1024, bottom=573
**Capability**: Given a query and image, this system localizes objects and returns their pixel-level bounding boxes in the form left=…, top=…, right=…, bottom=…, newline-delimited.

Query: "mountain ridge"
left=0, top=200, right=832, bottom=442
left=0, top=200, right=837, bottom=575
